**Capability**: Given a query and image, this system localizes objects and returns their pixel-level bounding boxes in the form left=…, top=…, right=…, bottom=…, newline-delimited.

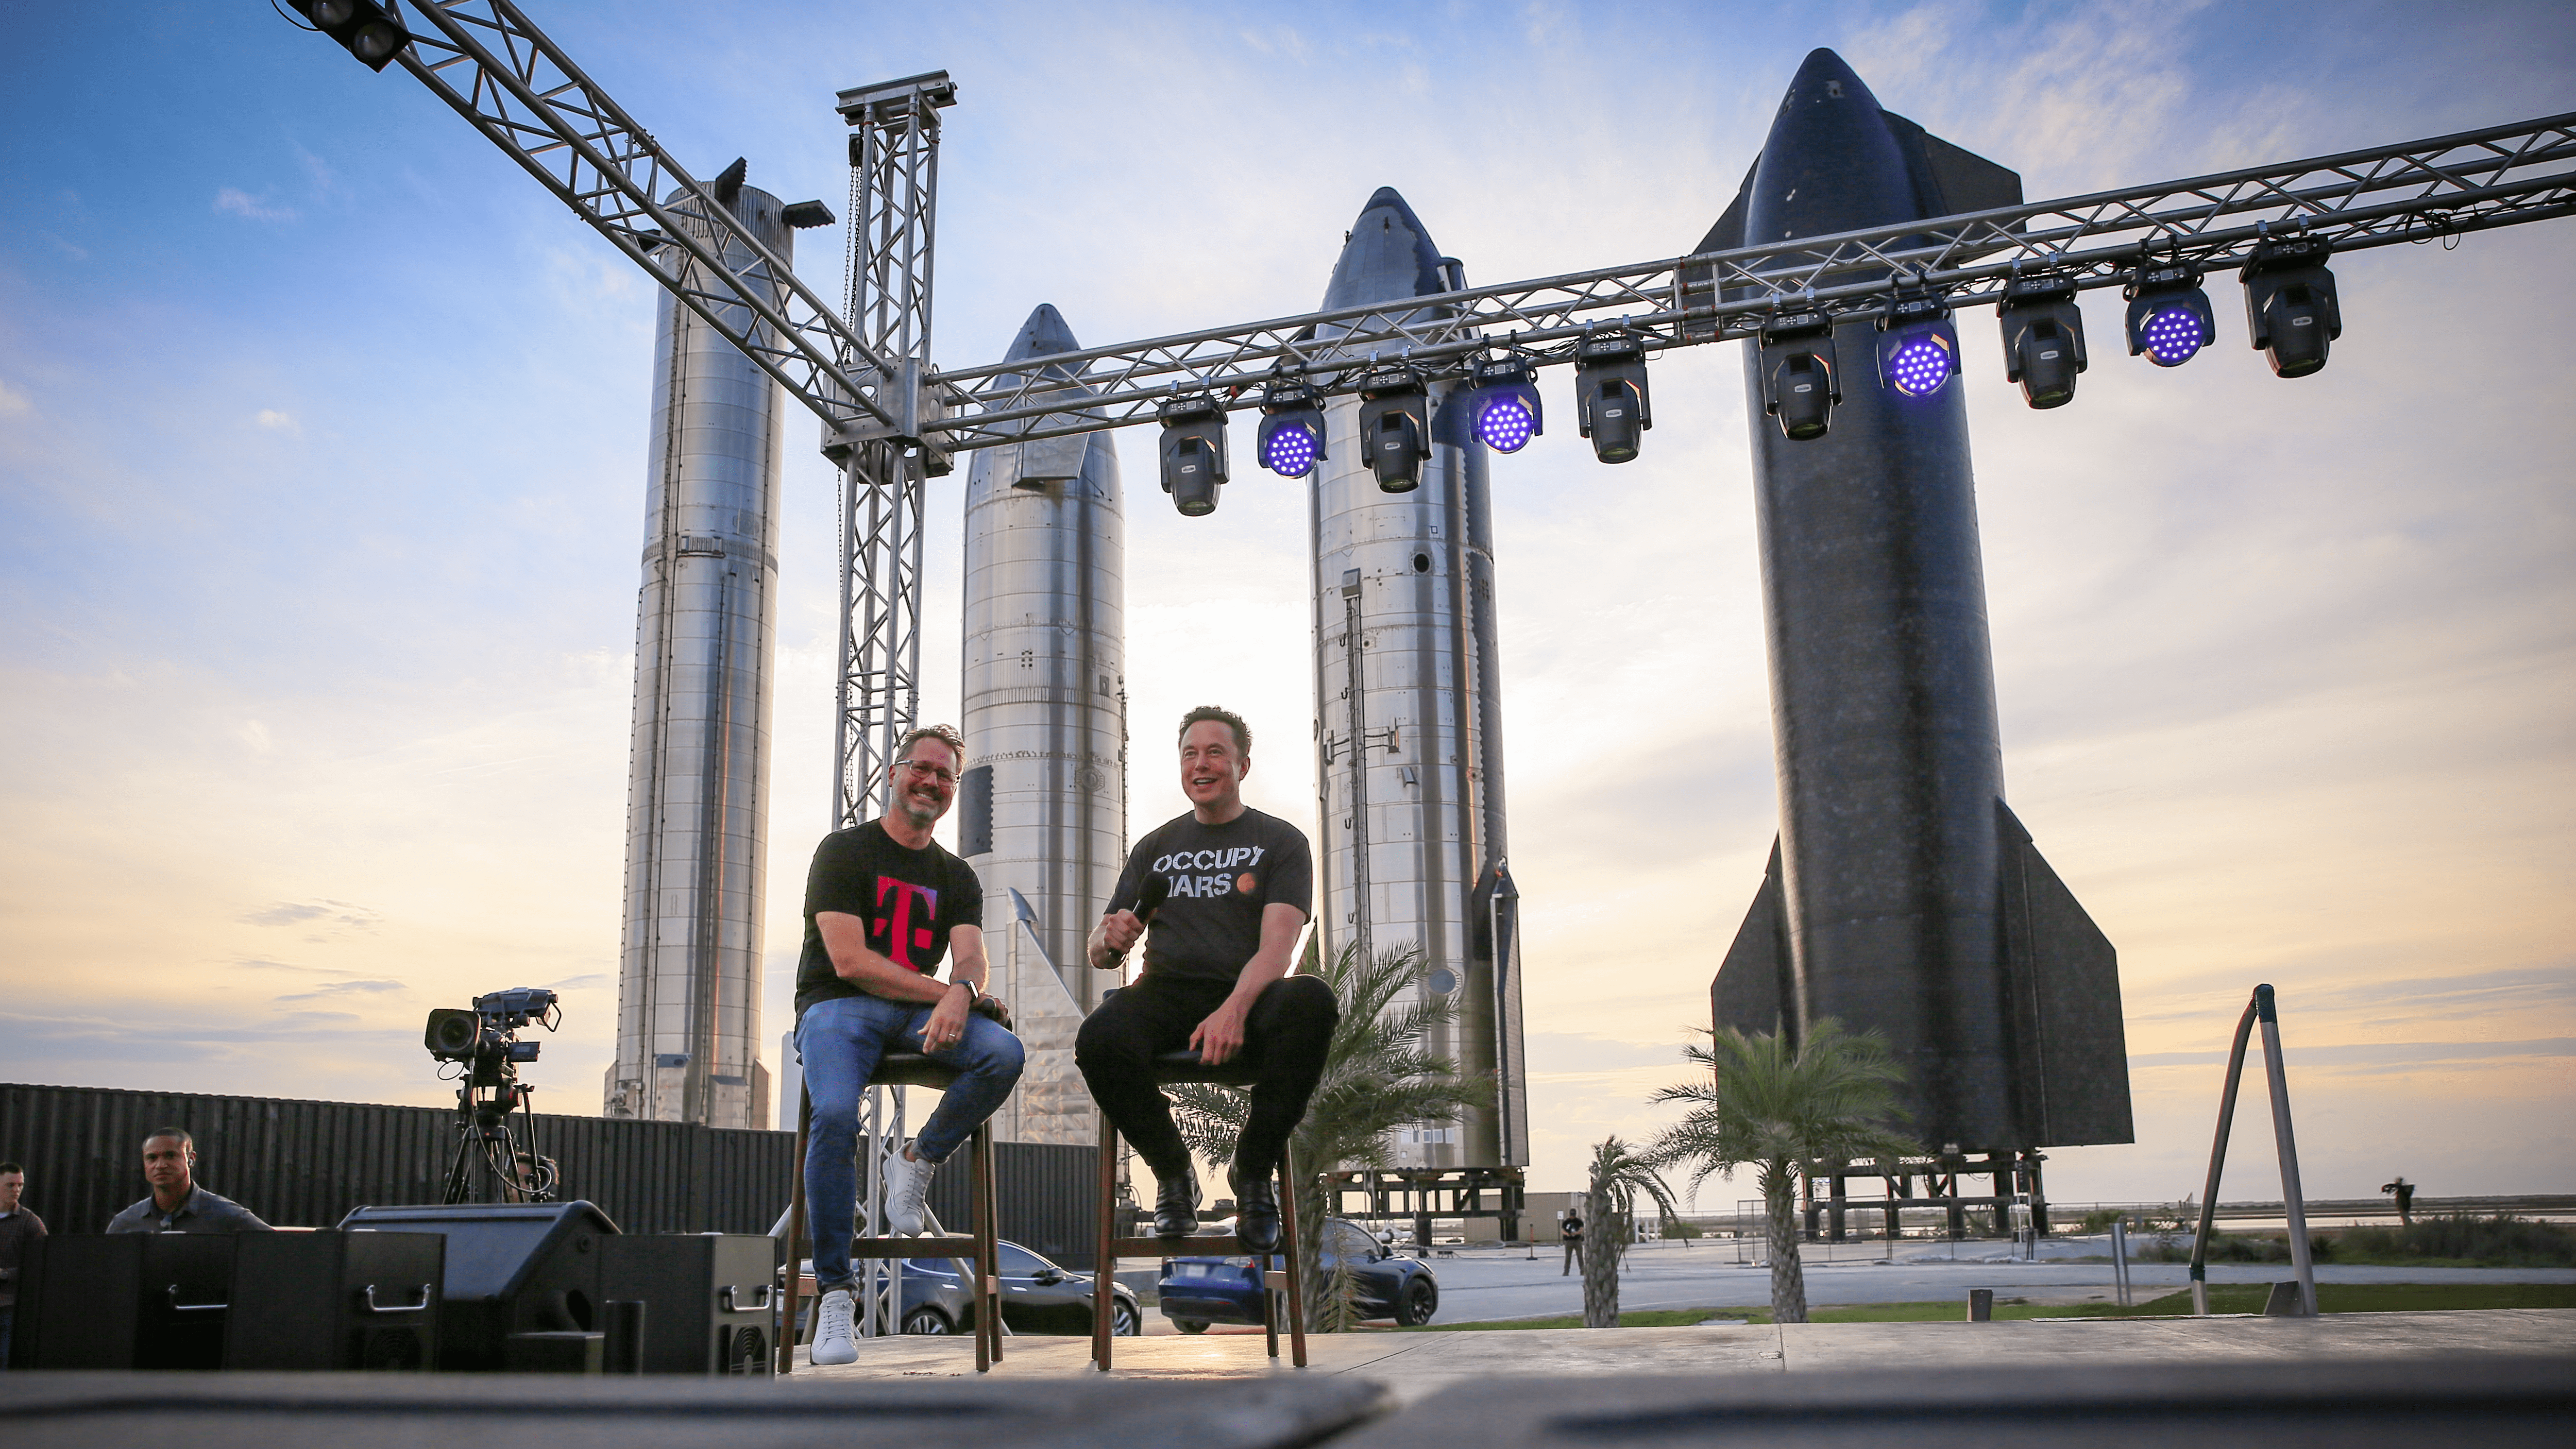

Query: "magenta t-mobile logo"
left=872, top=876, right=939, bottom=969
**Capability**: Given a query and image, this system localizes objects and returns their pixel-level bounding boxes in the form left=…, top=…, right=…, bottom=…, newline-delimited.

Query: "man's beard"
left=896, top=789, right=943, bottom=831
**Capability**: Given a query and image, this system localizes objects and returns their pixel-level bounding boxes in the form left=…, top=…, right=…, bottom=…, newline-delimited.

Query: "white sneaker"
left=884, top=1142, right=935, bottom=1236
left=810, top=1287, right=857, bottom=1367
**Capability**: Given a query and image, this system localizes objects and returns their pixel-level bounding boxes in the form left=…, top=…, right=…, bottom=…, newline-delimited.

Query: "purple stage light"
left=1475, top=395, right=1536, bottom=452
left=2139, top=304, right=2206, bottom=366
left=1261, top=421, right=1318, bottom=478
left=1886, top=333, right=1954, bottom=397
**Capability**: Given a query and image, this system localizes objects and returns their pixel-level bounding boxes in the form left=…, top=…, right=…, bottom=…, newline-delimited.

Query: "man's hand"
left=920, top=983, right=974, bottom=1054
left=1188, top=997, right=1251, bottom=1066
left=1093, top=909, right=1143, bottom=967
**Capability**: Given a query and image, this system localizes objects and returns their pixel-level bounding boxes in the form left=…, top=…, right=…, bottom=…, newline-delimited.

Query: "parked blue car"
left=1158, top=1218, right=1439, bottom=1331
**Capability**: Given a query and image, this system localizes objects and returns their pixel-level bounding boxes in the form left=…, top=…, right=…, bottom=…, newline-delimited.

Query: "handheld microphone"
left=1103, top=875, right=1169, bottom=969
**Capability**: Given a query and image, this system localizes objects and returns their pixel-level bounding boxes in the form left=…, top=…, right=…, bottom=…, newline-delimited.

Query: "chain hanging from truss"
left=832, top=73, right=953, bottom=829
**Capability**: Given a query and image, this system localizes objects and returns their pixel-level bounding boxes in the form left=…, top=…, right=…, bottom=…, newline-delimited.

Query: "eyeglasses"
left=897, top=760, right=958, bottom=785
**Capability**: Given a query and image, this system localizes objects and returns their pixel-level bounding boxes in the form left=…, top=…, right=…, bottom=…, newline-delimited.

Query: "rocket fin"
left=1879, top=112, right=2022, bottom=217
left=1710, top=838, right=1794, bottom=1041
left=1996, top=802, right=2134, bottom=1147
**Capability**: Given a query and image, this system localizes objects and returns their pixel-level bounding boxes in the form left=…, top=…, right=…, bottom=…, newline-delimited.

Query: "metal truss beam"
left=830, top=73, right=952, bottom=830
left=392, top=0, right=904, bottom=447
left=932, top=111, right=2576, bottom=449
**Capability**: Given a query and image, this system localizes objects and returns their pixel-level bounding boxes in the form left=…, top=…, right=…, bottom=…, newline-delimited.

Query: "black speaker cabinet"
left=9, top=1234, right=237, bottom=1370
left=223, top=1229, right=445, bottom=1371
left=599, top=1234, right=779, bottom=1376
left=338, top=1201, right=618, bottom=1371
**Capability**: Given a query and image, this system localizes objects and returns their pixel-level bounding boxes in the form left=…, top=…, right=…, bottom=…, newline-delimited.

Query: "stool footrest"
left=849, top=1236, right=976, bottom=1256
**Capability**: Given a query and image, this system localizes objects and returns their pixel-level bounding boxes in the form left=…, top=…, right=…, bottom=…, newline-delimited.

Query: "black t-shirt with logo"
left=794, top=820, right=985, bottom=1018
left=1107, top=808, right=1313, bottom=985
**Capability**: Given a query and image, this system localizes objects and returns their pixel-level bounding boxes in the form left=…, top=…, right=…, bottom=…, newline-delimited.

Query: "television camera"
left=423, top=987, right=564, bottom=1204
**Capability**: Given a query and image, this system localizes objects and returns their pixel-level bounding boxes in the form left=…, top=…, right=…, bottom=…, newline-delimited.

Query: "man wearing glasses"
left=794, top=724, right=1025, bottom=1366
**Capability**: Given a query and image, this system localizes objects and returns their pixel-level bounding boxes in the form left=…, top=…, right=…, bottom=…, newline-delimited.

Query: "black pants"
left=1075, top=972, right=1338, bottom=1181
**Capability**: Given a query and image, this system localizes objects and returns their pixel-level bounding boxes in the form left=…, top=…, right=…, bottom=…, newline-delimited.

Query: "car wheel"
left=1174, top=1318, right=1210, bottom=1335
left=902, top=1305, right=953, bottom=1336
left=1110, top=1300, right=1142, bottom=1337
left=1394, top=1275, right=1438, bottom=1326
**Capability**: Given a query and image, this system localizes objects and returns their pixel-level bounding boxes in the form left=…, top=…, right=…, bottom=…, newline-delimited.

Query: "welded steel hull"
left=1705, top=52, right=2131, bottom=1153
left=1310, top=191, right=1526, bottom=1168
left=958, top=305, right=1125, bottom=1145
left=603, top=186, right=791, bottom=1128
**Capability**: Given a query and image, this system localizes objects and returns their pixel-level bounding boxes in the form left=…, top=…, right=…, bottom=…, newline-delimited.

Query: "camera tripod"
left=441, top=1073, right=557, bottom=1204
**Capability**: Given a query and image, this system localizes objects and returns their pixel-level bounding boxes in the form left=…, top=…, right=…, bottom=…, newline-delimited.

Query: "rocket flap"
left=1681, top=102, right=2021, bottom=342
left=1997, top=802, right=2134, bottom=1148
left=1710, top=838, right=1793, bottom=1042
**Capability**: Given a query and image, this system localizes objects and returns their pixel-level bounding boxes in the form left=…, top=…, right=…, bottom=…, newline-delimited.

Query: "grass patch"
left=1399, top=1282, right=2576, bottom=1331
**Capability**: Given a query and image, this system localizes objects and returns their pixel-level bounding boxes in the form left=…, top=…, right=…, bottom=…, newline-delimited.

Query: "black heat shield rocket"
left=1701, top=49, right=2133, bottom=1154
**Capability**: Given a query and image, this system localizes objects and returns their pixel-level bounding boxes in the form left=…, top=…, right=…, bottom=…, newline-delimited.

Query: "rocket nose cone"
left=1320, top=186, right=1452, bottom=309
left=1006, top=303, right=1082, bottom=361
left=1749, top=46, right=1917, bottom=238
left=1781, top=47, right=1885, bottom=115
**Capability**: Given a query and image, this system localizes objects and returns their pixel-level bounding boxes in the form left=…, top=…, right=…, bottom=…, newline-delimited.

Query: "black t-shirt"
left=1107, top=808, right=1312, bottom=985
left=794, top=820, right=985, bottom=1018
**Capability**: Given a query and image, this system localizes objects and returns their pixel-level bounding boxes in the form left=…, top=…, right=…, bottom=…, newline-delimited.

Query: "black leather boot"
left=1153, top=1165, right=1200, bottom=1237
left=1232, top=1166, right=1280, bottom=1254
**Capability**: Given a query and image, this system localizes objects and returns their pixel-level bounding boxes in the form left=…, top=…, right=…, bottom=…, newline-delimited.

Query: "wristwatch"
left=952, top=978, right=982, bottom=1008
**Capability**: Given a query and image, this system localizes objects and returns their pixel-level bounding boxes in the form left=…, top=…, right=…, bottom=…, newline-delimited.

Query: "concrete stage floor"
left=799, top=1308, right=2576, bottom=1402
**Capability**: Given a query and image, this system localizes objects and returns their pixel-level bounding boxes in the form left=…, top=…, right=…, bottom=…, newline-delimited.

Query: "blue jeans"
left=796, top=992, right=1025, bottom=1294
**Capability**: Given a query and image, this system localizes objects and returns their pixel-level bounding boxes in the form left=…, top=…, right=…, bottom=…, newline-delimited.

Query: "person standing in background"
left=104, top=1129, right=272, bottom=1233
left=0, top=1162, right=46, bottom=1367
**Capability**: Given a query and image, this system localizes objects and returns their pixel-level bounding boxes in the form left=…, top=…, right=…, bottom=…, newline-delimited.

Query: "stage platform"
left=8, top=1313, right=2568, bottom=1447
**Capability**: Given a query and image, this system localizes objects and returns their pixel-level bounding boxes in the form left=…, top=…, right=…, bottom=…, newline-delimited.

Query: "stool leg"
left=1280, top=1153, right=1308, bottom=1368
left=1092, top=1109, right=1118, bottom=1372
left=978, top=1124, right=1003, bottom=1367
left=781, top=1084, right=810, bottom=1373
left=969, top=1122, right=992, bottom=1373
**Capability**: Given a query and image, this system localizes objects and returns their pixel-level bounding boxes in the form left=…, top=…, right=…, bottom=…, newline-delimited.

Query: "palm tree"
left=1579, top=1135, right=1680, bottom=1327
left=1649, top=1020, right=1913, bottom=1324
left=1166, top=938, right=1489, bottom=1329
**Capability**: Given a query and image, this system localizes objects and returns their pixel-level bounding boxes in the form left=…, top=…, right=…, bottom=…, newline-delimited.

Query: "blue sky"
left=4, top=1, right=2571, bottom=1206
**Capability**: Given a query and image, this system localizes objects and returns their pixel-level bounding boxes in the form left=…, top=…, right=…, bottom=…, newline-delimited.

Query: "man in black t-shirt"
left=793, top=724, right=1025, bottom=1366
left=1078, top=706, right=1338, bottom=1252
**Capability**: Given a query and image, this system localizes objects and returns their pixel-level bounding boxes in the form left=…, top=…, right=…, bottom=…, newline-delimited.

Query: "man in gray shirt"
left=104, top=1128, right=271, bottom=1234
left=0, top=1160, right=45, bottom=1366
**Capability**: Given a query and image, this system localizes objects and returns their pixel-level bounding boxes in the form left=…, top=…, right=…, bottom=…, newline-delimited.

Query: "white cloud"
left=0, top=379, right=29, bottom=416
left=212, top=187, right=298, bottom=222
left=253, top=409, right=298, bottom=433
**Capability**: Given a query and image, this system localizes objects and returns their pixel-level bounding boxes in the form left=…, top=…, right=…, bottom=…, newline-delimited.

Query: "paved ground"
left=1349, top=1238, right=2576, bottom=1320
left=796, top=1308, right=2576, bottom=1403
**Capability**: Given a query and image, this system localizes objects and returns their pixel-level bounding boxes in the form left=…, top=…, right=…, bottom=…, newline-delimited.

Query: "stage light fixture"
left=1572, top=332, right=1653, bottom=464
left=1465, top=357, right=1544, bottom=454
left=2240, top=234, right=2341, bottom=379
left=1355, top=363, right=1429, bottom=492
left=1875, top=289, right=1960, bottom=399
left=1255, top=377, right=1328, bottom=479
left=2124, top=258, right=2217, bottom=368
left=1156, top=392, right=1229, bottom=517
left=294, top=0, right=411, bottom=71
left=1758, top=307, right=1841, bottom=441
left=1997, top=271, right=2089, bottom=409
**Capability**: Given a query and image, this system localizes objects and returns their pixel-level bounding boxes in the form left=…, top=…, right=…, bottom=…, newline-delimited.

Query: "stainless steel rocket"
left=1702, top=51, right=2132, bottom=1154
left=956, top=304, right=1126, bottom=1145
left=1310, top=190, right=1528, bottom=1168
left=605, top=170, right=829, bottom=1128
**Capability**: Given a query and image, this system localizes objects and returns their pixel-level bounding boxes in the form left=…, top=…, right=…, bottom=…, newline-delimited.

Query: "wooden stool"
left=1090, top=1048, right=1306, bottom=1372
left=780, top=1051, right=1003, bottom=1373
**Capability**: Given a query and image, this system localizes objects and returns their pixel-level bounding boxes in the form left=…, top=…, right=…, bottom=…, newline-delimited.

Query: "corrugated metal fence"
left=2, top=1083, right=1100, bottom=1267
